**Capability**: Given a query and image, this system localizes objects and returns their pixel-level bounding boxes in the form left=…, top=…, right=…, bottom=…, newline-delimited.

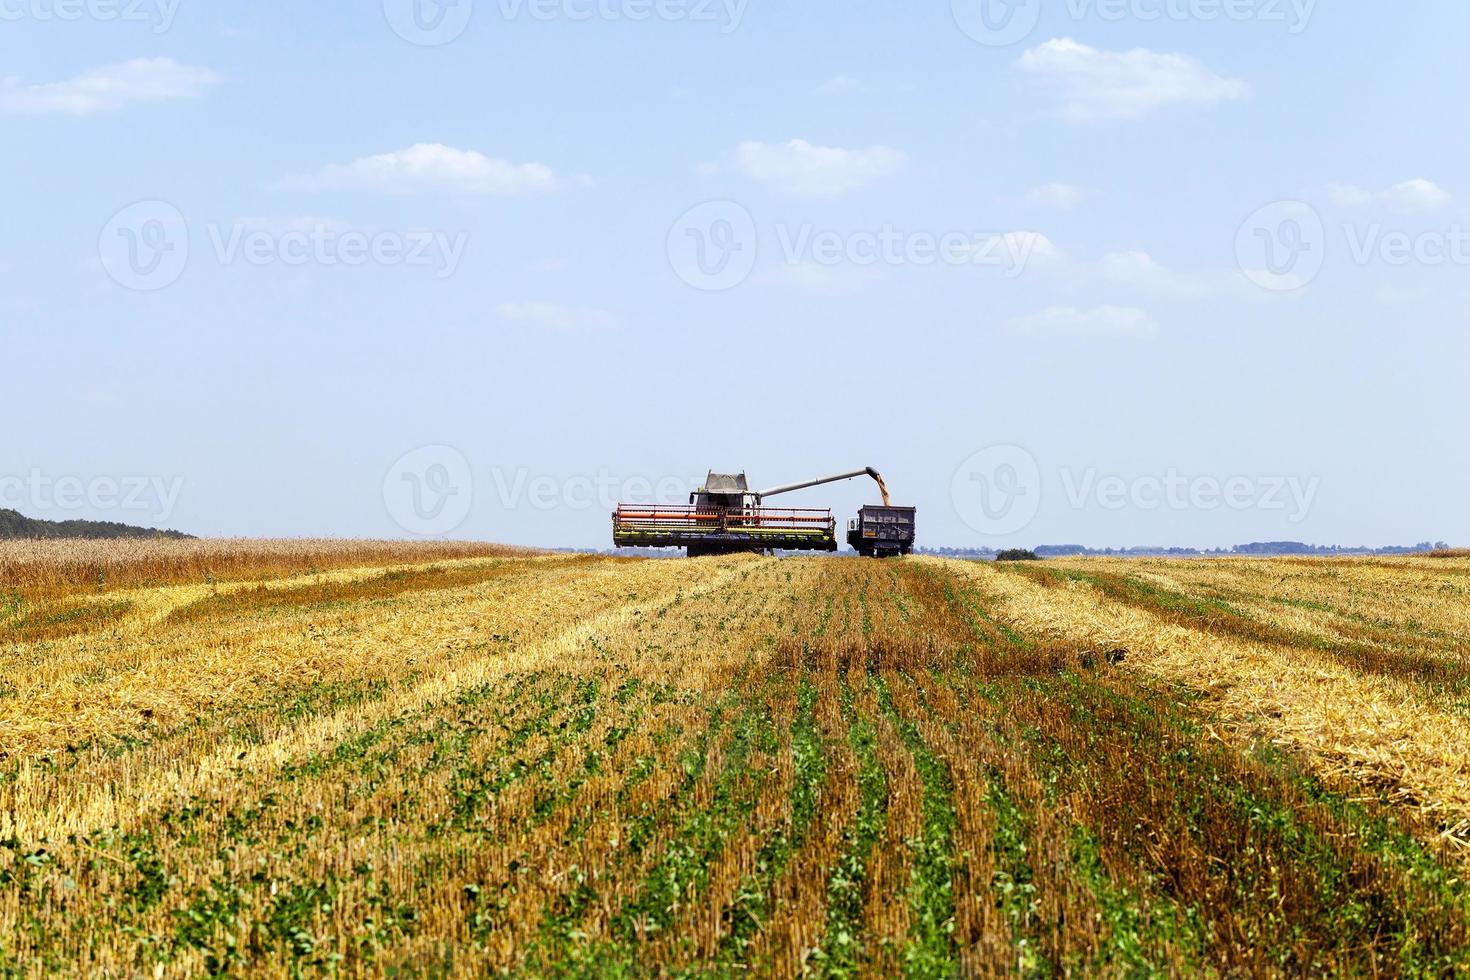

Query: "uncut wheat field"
left=4, top=541, right=1470, bottom=977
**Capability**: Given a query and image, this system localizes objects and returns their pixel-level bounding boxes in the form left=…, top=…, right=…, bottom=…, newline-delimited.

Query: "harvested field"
left=3, top=545, right=1470, bottom=976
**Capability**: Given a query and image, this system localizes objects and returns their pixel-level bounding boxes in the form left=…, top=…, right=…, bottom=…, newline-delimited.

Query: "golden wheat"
left=0, top=537, right=536, bottom=600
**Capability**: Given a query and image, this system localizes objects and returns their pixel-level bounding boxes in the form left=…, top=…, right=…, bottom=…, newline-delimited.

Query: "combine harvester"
left=612, top=468, right=916, bottom=558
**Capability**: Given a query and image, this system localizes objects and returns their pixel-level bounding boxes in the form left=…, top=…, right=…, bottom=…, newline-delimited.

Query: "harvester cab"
left=690, top=472, right=755, bottom=510
left=612, top=467, right=915, bottom=558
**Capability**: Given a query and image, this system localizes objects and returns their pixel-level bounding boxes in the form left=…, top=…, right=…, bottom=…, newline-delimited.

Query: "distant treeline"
left=0, top=509, right=192, bottom=541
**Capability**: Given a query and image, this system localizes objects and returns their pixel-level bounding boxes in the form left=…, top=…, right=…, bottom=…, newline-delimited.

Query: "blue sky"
left=4, top=1, right=1467, bottom=549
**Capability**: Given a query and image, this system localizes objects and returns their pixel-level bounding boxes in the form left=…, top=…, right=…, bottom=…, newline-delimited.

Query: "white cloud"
left=1318, top=178, right=1451, bottom=212
left=1099, top=250, right=1223, bottom=298
left=999, top=231, right=1062, bottom=262
left=283, top=144, right=584, bottom=196
left=0, top=58, right=218, bottom=115
left=1001, top=183, right=1090, bottom=210
left=1007, top=305, right=1157, bottom=338
left=937, top=238, right=1266, bottom=304
left=1017, top=38, right=1248, bottom=122
left=715, top=139, right=907, bottom=196
left=497, top=302, right=618, bottom=331
left=1098, top=250, right=1283, bottom=302
left=964, top=231, right=1065, bottom=273
left=1100, top=250, right=1179, bottom=289
left=1380, top=179, right=1452, bottom=212
left=1099, top=249, right=1168, bottom=279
